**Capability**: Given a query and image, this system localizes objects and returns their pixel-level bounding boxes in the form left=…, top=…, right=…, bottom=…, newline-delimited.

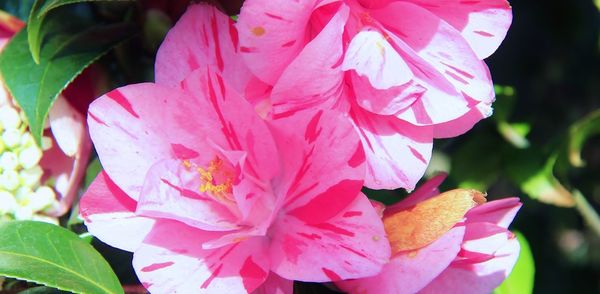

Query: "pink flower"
left=0, top=12, right=92, bottom=221
left=336, top=173, right=522, bottom=293
left=80, top=6, right=390, bottom=290
left=235, top=0, right=512, bottom=190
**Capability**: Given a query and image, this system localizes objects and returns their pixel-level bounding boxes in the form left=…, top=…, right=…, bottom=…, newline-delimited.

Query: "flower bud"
left=0, top=151, right=18, bottom=170
left=18, top=145, right=42, bottom=169
left=0, top=170, right=19, bottom=191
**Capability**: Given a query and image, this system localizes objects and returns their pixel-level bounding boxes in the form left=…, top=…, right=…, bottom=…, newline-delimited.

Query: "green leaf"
left=495, top=232, right=535, bottom=294
left=507, top=150, right=575, bottom=207
left=0, top=221, right=123, bottom=294
left=568, top=109, right=600, bottom=167
left=84, top=158, right=103, bottom=190
left=449, top=131, right=504, bottom=191
left=0, top=0, right=35, bottom=21
left=497, top=121, right=531, bottom=149
left=27, top=0, right=133, bottom=63
left=0, top=14, right=135, bottom=145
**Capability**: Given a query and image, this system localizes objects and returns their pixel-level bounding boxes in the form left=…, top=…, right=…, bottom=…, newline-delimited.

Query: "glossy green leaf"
left=27, top=0, right=133, bottom=63
left=568, top=109, right=600, bottom=167
left=495, top=232, right=535, bottom=294
left=0, top=16, right=135, bottom=146
left=0, top=221, right=123, bottom=294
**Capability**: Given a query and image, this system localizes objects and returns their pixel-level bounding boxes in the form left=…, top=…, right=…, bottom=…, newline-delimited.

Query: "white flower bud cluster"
left=0, top=103, right=58, bottom=224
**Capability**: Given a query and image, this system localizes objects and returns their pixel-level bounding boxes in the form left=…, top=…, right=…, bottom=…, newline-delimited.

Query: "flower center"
left=184, top=156, right=235, bottom=204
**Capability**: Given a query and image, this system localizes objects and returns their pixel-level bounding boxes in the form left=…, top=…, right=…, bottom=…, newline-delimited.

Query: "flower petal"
left=432, top=100, right=493, bottom=138
left=270, top=4, right=349, bottom=117
left=269, top=193, right=390, bottom=281
left=254, top=273, right=294, bottom=294
left=237, top=0, right=319, bottom=84
left=133, top=220, right=270, bottom=293
left=269, top=109, right=365, bottom=218
left=336, top=226, right=465, bottom=294
left=351, top=73, right=425, bottom=116
left=373, top=2, right=494, bottom=105
left=465, top=198, right=522, bottom=229
left=350, top=107, right=433, bottom=190
left=342, top=30, right=413, bottom=90
left=155, top=4, right=252, bottom=92
left=384, top=172, right=447, bottom=215
left=136, top=159, right=241, bottom=231
left=405, top=0, right=512, bottom=59
left=181, top=69, right=280, bottom=181
left=383, top=189, right=480, bottom=253
left=88, top=83, right=206, bottom=199
left=42, top=95, right=92, bottom=216
left=420, top=235, right=520, bottom=294
left=79, top=172, right=154, bottom=252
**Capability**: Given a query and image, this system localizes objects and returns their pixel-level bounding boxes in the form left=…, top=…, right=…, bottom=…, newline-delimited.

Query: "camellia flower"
left=336, top=173, right=522, bottom=293
left=236, top=0, right=512, bottom=190
left=80, top=41, right=390, bottom=294
left=0, top=11, right=92, bottom=223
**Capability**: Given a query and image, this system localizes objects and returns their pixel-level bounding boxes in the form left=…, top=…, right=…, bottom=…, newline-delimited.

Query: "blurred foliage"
left=432, top=0, right=600, bottom=292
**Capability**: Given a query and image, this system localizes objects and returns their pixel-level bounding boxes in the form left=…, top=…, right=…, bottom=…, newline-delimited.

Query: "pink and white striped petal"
left=88, top=83, right=206, bottom=200
left=342, top=29, right=413, bottom=90
left=253, top=273, right=293, bottom=294
left=420, top=236, right=520, bottom=294
left=465, top=197, right=522, bottom=229
left=136, top=159, right=241, bottom=231
left=237, top=0, right=319, bottom=84
left=336, top=226, right=465, bottom=294
left=269, top=193, right=390, bottom=282
left=79, top=172, right=154, bottom=252
left=155, top=4, right=252, bottom=93
left=133, top=220, right=270, bottom=293
left=350, top=107, right=433, bottom=190
left=405, top=0, right=512, bottom=59
left=374, top=2, right=494, bottom=105
left=270, top=4, right=349, bottom=117
left=269, top=109, right=365, bottom=216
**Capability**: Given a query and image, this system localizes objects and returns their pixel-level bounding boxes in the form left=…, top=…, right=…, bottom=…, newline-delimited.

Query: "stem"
left=572, top=190, right=600, bottom=237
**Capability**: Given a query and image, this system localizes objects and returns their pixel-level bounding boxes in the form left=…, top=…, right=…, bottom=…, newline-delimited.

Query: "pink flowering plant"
left=1, top=0, right=599, bottom=293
